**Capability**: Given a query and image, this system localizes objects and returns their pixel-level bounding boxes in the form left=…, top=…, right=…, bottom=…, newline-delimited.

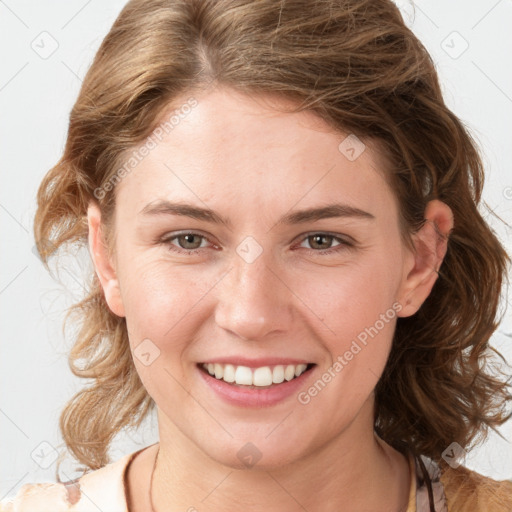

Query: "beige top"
left=1, top=444, right=511, bottom=511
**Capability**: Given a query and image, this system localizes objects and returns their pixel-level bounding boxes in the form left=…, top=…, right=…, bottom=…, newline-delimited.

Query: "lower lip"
left=197, top=364, right=316, bottom=407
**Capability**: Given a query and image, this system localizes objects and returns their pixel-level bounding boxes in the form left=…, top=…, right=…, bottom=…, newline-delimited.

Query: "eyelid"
left=293, top=231, right=356, bottom=247
left=159, top=230, right=356, bottom=255
left=159, top=230, right=217, bottom=250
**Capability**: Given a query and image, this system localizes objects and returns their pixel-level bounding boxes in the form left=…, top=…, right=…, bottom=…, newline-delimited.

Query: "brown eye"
left=296, top=232, right=354, bottom=254
left=159, top=231, right=354, bottom=257
left=175, top=233, right=204, bottom=250
left=307, top=234, right=336, bottom=250
left=160, top=231, right=211, bottom=254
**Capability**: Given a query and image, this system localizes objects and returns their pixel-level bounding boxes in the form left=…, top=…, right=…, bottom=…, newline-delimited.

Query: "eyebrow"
left=139, top=200, right=375, bottom=227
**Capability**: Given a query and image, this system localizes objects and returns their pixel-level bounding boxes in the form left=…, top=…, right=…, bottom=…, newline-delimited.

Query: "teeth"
left=213, top=363, right=223, bottom=379
left=234, top=366, right=253, bottom=385
left=295, top=365, right=305, bottom=377
left=223, top=364, right=236, bottom=383
left=202, top=362, right=309, bottom=386
left=272, top=365, right=285, bottom=384
left=285, top=364, right=296, bottom=381
left=253, top=367, right=273, bottom=386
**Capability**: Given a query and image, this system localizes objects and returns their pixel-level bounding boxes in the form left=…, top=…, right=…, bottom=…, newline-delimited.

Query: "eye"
left=159, top=231, right=354, bottom=256
left=161, top=231, right=214, bottom=255
left=295, top=232, right=354, bottom=254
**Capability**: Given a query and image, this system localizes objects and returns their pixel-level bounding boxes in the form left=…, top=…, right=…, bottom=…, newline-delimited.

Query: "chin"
left=199, top=436, right=311, bottom=471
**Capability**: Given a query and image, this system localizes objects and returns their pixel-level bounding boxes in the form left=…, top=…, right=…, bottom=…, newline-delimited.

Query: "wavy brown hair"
left=33, top=0, right=511, bottom=475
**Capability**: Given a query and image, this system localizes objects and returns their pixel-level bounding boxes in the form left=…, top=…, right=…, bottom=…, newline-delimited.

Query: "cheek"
left=118, top=258, right=217, bottom=399
left=293, top=254, right=402, bottom=418
left=305, top=248, right=402, bottom=366
left=311, top=248, right=401, bottom=322
left=118, top=255, right=218, bottom=346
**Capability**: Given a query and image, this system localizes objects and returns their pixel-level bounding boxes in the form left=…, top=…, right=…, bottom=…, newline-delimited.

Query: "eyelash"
left=159, top=231, right=354, bottom=256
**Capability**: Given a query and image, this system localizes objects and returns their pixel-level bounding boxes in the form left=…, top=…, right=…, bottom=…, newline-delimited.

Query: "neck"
left=150, top=404, right=411, bottom=512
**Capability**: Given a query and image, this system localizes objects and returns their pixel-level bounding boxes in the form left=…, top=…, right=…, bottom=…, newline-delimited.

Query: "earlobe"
left=87, top=202, right=125, bottom=318
left=396, top=200, right=454, bottom=317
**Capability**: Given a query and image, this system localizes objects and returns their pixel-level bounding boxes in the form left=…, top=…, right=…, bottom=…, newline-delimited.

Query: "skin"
left=87, top=86, right=454, bottom=512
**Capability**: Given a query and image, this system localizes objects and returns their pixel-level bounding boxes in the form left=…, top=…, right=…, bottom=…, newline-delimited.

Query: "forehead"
left=114, top=87, right=397, bottom=223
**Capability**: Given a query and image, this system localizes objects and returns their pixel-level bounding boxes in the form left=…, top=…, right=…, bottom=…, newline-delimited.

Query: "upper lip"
left=199, top=357, right=313, bottom=368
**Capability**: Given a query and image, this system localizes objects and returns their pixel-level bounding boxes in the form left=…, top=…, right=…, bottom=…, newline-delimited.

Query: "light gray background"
left=1, top=0, right=511, bottom=499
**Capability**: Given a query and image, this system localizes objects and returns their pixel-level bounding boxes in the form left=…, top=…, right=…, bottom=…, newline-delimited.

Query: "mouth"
left=198, top=362, right=316, bottom=389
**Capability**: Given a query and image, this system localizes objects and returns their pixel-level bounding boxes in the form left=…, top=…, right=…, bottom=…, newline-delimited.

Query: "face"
left=88, top=86, right=447, bottom=469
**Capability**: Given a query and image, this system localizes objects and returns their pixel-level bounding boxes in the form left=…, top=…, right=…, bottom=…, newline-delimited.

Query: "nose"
left=214, top=248, right=293, bottom=341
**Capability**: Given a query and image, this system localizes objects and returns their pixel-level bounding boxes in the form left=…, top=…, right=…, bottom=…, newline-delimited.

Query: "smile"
left=200, top=362, right=314, bottom=388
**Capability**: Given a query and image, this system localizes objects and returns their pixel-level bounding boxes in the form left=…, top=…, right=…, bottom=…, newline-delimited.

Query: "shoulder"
left=440, top=462, right=512, bottom=512
left=0, top=449, right=141, bottom=512
left=0, top=482, right=70, bottom=512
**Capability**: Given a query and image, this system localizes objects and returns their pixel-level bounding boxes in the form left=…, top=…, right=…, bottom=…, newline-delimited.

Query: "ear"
left=87, top=201, right=125, bottom=317
left=396, top=199, right=454, bottom=318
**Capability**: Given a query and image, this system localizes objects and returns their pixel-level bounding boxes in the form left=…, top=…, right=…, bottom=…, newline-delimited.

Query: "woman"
left=2, top=0, right=511, bottom=511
